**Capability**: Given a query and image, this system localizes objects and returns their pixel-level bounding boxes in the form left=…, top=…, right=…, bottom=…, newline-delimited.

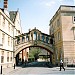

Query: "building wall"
left=0, top=9, right=14, bottom=68
left=61, top=15, right=75, bottom=65
left=61, top=16, right=74, bottom=41
left=0, top=9, right=22, bottom=68
left=14, top=11, right=22, bottom=36
left=49, top=5, right=75, bottom=65
left=49, top=13, right=63, bottom=64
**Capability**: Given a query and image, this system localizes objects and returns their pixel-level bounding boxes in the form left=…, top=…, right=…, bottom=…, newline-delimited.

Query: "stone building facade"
left=49, top=5, right=75, bottom=66
left=0, top=0, right=22, bottom=68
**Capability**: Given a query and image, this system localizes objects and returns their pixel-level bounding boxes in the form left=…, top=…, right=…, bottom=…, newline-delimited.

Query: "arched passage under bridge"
left=14, top=28, right=54, bottom=66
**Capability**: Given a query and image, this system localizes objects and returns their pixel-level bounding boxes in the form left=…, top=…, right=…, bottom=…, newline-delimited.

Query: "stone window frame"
left=57, top=18, right=60, bottom=27
left=58, top=32, right=61, bottom=41
left=10, top=52, right=12, bottom=62
left=3, top=17, right=5, bottom=28
left=22, top=36, right=25, bottom=42
left=11, top=37, right=13, bottom=47
left=38, top=34, right=40, bottom=40
left=42, top=34, right=45, bottom=42
left=1, top=51, right=4, bottom=63
left=7, top=51, right=9, bottom=62
left=8, top=22, right=10, bottom=31
left=33, top=31, right=37, bottom=40
left=73, top=16, right=75, bottom=23
left=8, top=36, right=10, bottom=46
left=2, top=33, right=5, bottom=44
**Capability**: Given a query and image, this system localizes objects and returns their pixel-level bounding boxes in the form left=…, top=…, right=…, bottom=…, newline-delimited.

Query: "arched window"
left=1, top=51, right=4, bottom=63
left=33, top=31, right=37, bottom=40
left=22, top=36, right=25, bottom=42
left=42, top=35, right=45, bottom=42
left=46, top=37, right=49, bottom=43
left=17, top=37, right=20, bottom=44
left=26, top=36, right=29, bottom=41
left=38, top=34, right=40, bottom=40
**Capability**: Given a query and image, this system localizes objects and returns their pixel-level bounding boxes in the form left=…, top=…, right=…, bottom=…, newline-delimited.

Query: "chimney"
left=4, top=0, right=9, bottom=17
left=4, top=0, right=8, bottom=9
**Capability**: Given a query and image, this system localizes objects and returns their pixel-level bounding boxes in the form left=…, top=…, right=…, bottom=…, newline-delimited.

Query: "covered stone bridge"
left=14, top=28, right=55, bottom=65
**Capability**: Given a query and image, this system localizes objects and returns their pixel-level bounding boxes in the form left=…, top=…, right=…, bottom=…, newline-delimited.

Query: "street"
left=2, top=62, right=75, bottom=75
left=8, top=67, right=74, bottom=75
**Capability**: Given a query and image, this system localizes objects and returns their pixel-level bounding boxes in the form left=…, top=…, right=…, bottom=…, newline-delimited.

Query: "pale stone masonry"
left=49, top=5, right=75, bottom=65
left=0, top=8, right=22, bottom=68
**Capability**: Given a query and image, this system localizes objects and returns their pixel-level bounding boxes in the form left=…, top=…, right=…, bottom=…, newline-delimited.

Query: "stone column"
left=40, top=34, right=42, bottom=41
left=32, top=33, right=34, bottom=40
left=24, top=49, right=26, bottom=62
left=26, top=48, right=29, bottom=61
left=20, top=37, right=22, bottom=44
left=38, top=33, right=41, bottom=40
left=28, top=34, right=30, bottom=41
left=31, top=33, right=33, bottom=41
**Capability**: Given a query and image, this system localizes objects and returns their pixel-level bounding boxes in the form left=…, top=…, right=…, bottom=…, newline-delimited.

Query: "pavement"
left=0, top=66, right=75, bottom=75
left=0, top=66, right=21, bottom=75
left=54, top=67, right=75, bottom=70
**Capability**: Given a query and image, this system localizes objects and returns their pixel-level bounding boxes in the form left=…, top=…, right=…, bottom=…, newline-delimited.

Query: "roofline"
left=0, top=8, right=14, bottom=26
left=60, top=5, right=75, bottom=8
left=49, top=5, right=75, bottom=25
left=9, top=10, right=18, bottom=23
left=15, top=28, right=52, bottom=37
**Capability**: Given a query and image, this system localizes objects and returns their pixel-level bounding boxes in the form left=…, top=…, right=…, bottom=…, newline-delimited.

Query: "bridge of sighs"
left=14, top=28, right=54, bottom=66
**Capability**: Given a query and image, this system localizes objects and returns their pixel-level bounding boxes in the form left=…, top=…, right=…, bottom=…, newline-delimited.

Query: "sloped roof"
left=0, top=8, right=4, bottom=12
left=9, top=11, right=17, bottom=23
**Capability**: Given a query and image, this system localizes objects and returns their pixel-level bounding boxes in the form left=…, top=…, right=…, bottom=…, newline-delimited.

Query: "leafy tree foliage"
left=29, top=47, right=41, bottom=61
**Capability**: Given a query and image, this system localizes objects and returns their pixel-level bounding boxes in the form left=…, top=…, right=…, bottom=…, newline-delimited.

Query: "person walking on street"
left=60, top=59, right=65, bottom=71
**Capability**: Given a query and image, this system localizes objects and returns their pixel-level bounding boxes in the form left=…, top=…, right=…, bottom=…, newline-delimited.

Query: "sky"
left=0, top=0, right=74, bottom=34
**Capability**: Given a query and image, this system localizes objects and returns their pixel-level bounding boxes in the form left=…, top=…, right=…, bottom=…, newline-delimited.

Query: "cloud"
left=45, top=1, right=55, bottom=7
left=74, top=0, right=75, bottom=5
left=40, top=0, right=56, bottom=8
left=39, top=0, right=67, bottom=8
left=59, top=0, right=63, bottom=1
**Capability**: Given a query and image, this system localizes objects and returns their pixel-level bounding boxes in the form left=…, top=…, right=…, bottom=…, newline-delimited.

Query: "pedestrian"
left=60, top=59, right=65, bottom=71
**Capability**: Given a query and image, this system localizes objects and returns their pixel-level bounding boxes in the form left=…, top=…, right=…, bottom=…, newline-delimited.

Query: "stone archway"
left=15, top=45, right=53, bottom=66
left=14, top=28, right=54, bottom=66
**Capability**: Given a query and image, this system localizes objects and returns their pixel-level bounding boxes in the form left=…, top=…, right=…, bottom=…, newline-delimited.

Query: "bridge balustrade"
left=15, top=33, right=53, bottom=47
left=15, top=36, right=51, bottom=46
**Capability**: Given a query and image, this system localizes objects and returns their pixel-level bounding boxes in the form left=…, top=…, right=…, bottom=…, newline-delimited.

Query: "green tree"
left=29, top=47, right=41, bottom=61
